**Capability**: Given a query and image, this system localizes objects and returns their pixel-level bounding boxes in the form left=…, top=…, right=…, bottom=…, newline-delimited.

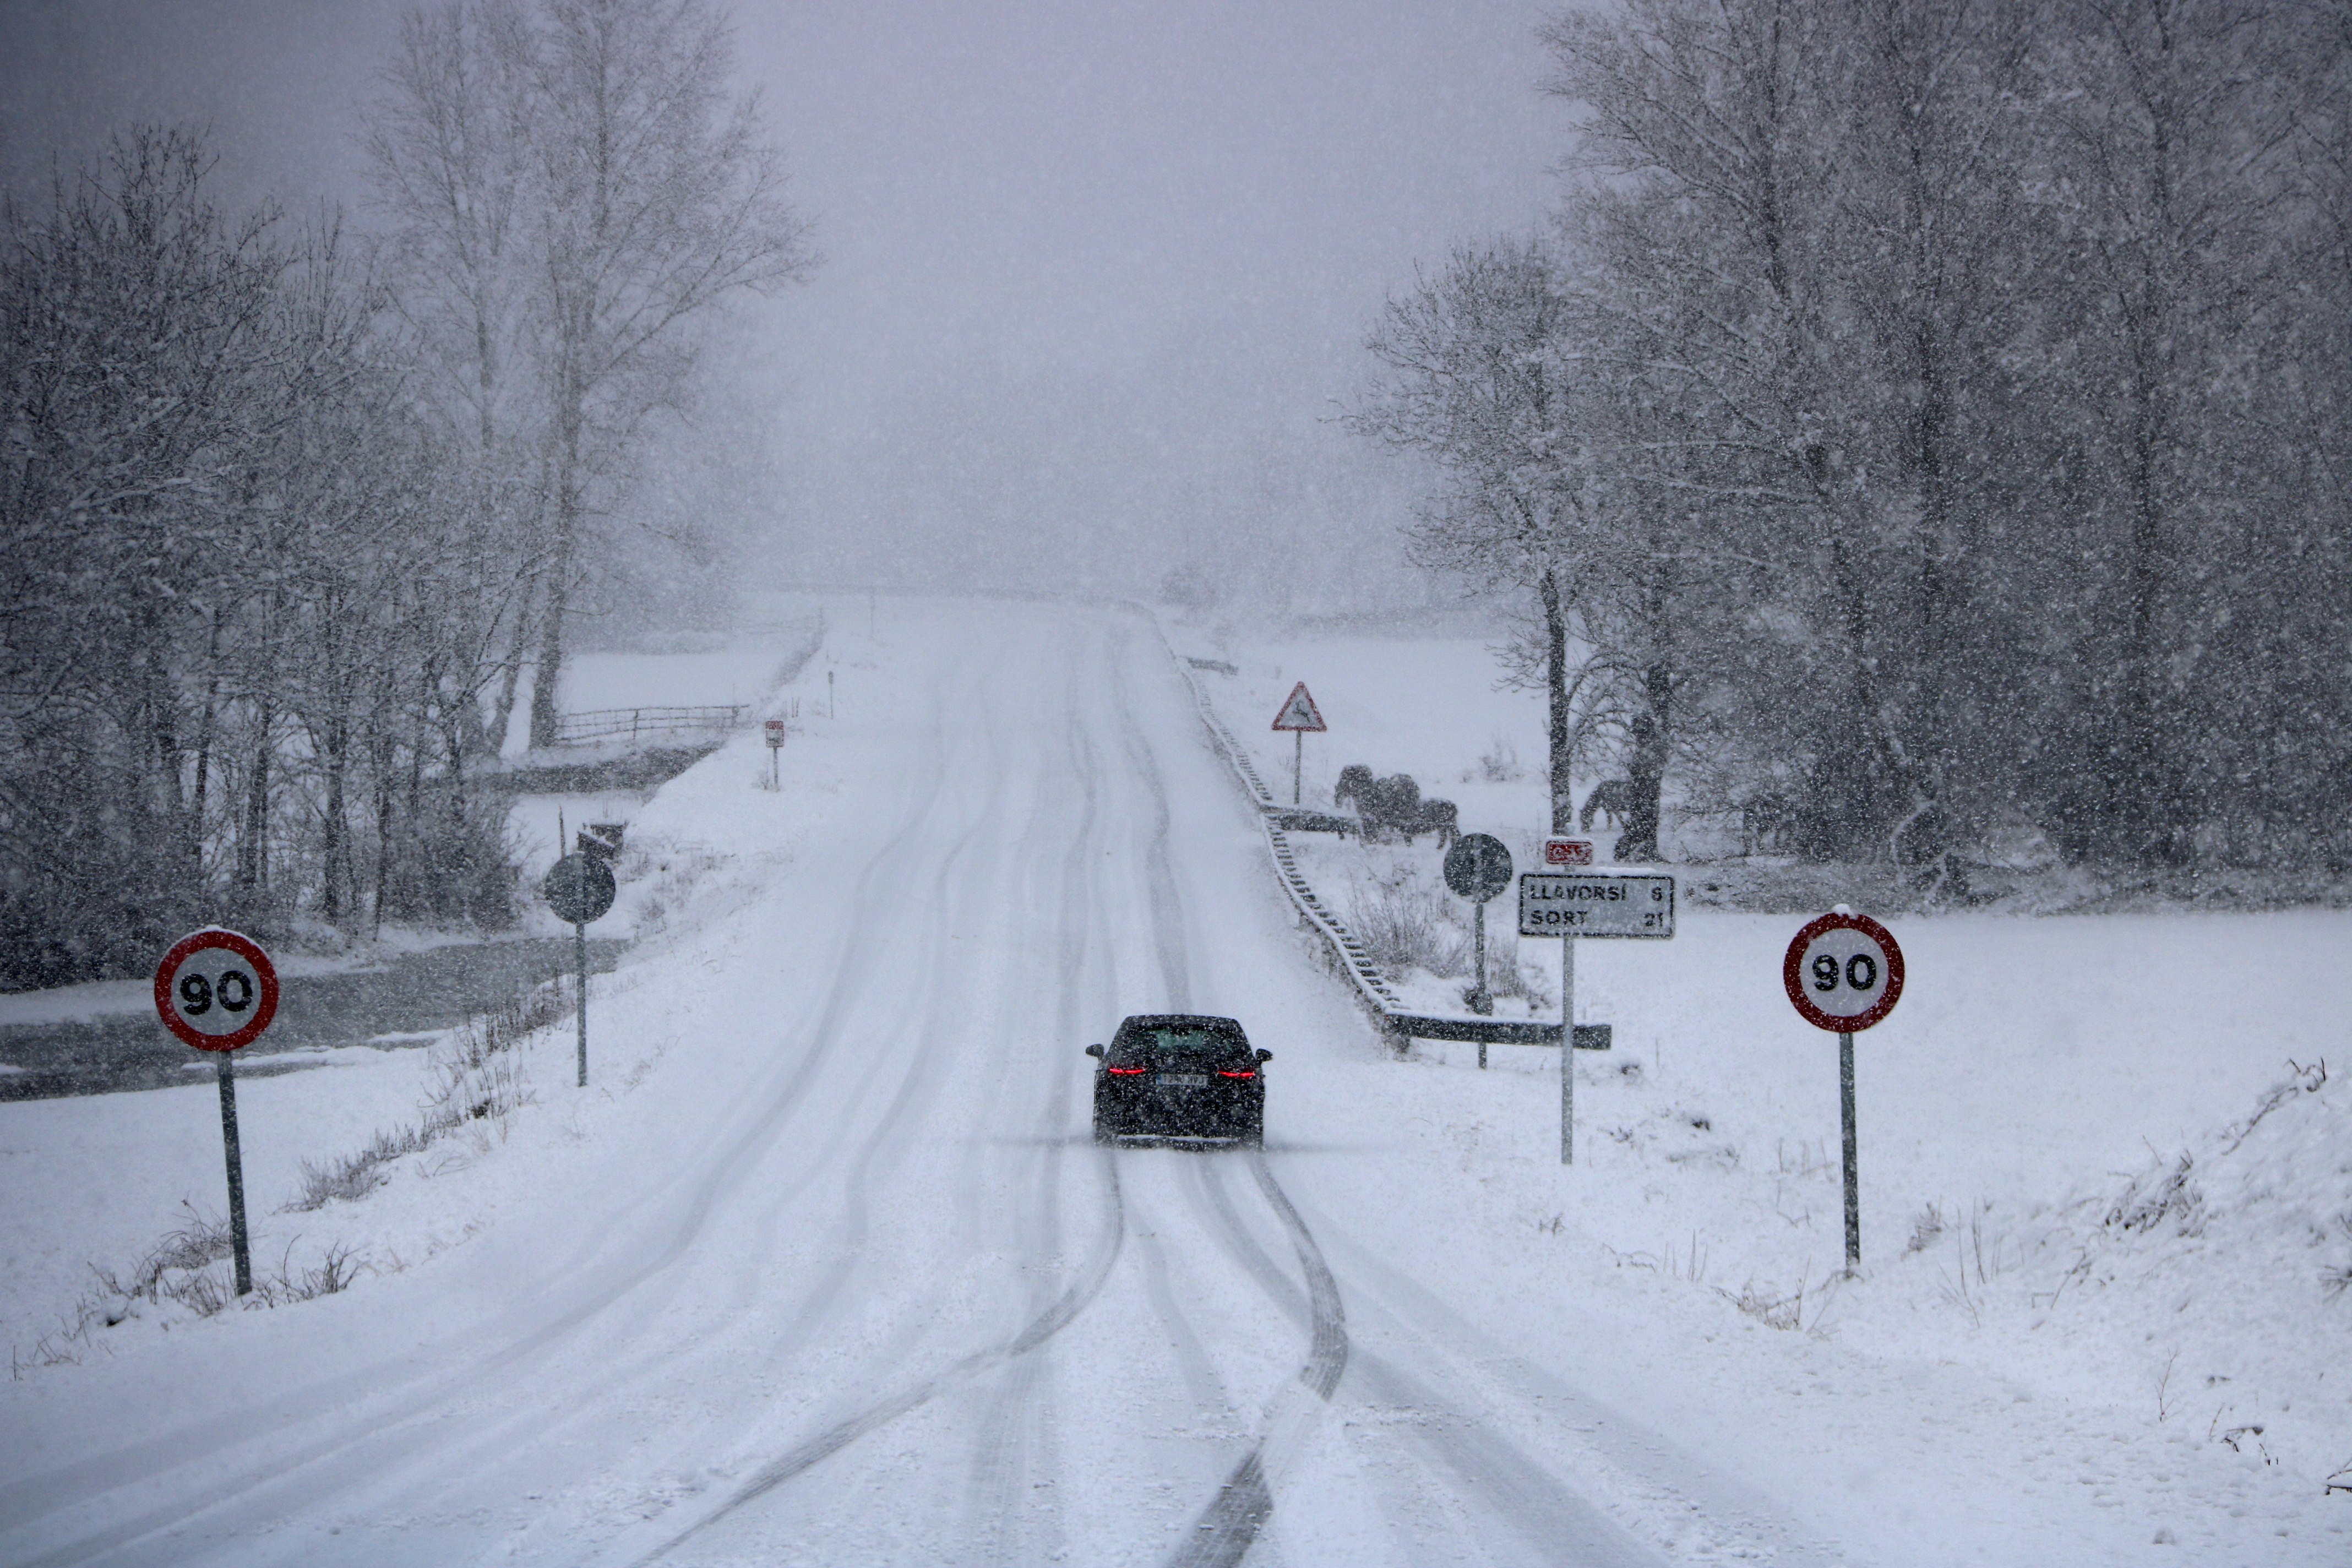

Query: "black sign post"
left=155, top=929, right=281, bottom=1296
left=1442, top=834, right=1513, bottom=1041
left=1783, top=908, right=1905, bottom=1273
left=543, top=853, right=618, bottom=1086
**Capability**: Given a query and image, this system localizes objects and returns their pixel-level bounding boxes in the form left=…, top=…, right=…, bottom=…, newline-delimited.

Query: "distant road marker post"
left=1783, top=908, right=1904, bottom=1273
left=1520, top=862, right=1675, bottom=1164
left=543, top=853, right=618, bottom=1086
left=1270, top=682, right=1326, bottom=806
left=765, top=717, right=786, bottom=789
left=154, top=928, right=280, bottom=1295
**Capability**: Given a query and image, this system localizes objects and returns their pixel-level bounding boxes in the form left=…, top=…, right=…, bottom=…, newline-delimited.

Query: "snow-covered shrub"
left=287, top=1124, right=432, bottom=1212
left=423, top=985, right=558, bottom=1142
left=1475, top=735, right=1523, bottom=782
left=2104, top=1152, right=2206, bottom=1238
left=1347, top=870, right=1468, bottom=978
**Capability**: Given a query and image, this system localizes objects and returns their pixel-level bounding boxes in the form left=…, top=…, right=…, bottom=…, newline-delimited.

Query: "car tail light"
left=1218, top=1069, right=1256, bottom=1080
left=1106, top=1065, right=1147, bottom=1076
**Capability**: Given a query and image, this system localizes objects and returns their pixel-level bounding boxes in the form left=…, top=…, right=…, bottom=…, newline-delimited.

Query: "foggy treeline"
left=1362, top=0, right=2352, bottom=885
left=0, top=0, right=806, bottom=989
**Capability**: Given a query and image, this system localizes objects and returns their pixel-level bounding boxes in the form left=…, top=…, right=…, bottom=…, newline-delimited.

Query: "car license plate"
left=1158, top=1072, right=1208, bottom=1087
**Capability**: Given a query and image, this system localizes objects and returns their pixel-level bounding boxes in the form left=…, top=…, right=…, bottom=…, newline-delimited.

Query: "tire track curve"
left=1103, top=620, right=1355, bottom=1568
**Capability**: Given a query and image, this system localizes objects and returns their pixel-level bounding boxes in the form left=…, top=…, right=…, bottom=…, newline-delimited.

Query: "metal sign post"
left=1442, top=835, right=1514, bottom=1039
left=1782, top=908, right=1905, bottom=1272
left=155, top=929, right=281, bottom=1296
left=542, top=853, right=618, bottom=1086
left=1519, top=869, right=1676, bottom=1163
left=765, top=717, right=786, bottom=790
left=1269, top=682, right=1327, bottom=806
left=1559, top=933, right=1576, bottom=1161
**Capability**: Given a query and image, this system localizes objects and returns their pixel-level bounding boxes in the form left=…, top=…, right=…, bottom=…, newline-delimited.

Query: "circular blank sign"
left=542, top=853, right=617, bottom=925
left=1444, top=833, right=1513, bottom=903
left=154, top=928, right=280, bottom=1052
left=1783, top=911, right=1904, bottom=1033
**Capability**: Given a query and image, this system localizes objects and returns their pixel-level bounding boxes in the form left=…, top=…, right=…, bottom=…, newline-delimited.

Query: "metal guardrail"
left=553, top=704, right=747, bottom=747
left=1157, top=623, right=1593, bottom=1055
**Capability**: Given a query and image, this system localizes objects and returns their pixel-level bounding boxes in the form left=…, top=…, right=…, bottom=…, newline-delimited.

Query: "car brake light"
left=1106, top=1065, right=1147, bottom=1076
left=1218, top=1069, right=1256, bottom=1080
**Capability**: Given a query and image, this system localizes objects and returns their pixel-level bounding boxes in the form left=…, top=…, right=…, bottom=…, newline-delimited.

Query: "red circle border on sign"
left=1782, top=911, right=1904, bottom=1034
left=153, top=928, right=280, bottom=1052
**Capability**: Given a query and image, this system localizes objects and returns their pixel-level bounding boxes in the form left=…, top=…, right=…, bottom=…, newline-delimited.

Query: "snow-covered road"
left=3, top=601, right=2339, bottom=1566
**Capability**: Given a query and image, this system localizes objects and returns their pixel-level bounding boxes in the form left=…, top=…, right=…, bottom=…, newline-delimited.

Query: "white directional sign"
left=1518, top=872, right=1675, bottom=938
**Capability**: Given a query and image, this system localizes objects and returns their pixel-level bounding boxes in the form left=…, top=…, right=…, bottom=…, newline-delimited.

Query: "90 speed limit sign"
left=153, top=928, right=280, bottom=1051
left=1782, top=911, right=1903, bottom=1033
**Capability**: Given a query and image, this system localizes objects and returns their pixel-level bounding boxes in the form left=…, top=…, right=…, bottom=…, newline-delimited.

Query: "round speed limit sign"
left=154, top=928, right=280, bottom=1052
left=1783, top=911, right=1903, bottom=1033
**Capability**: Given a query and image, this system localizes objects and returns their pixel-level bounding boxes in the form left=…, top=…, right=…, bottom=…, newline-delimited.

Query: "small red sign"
left=764, top=719, right=787, bottom=748
left=1543, top=837, right=1594, bottom=867
left=154, top=929, right=280, bottom=1052
left=1271, top=682, right=1326, bottom=733
left=1783, top=912, right=1904, bottom=1033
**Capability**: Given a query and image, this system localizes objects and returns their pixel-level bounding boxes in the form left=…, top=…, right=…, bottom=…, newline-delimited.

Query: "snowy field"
left=1, top=600, right=2345, bottom=1565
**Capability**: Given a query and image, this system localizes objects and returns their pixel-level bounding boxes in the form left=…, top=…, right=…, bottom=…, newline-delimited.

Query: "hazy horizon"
left=1, top=0, right=1573, bottom=619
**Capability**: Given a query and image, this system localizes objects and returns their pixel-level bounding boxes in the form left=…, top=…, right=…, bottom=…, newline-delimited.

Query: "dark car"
left=1086, top=1014, right=1271, bottom=1146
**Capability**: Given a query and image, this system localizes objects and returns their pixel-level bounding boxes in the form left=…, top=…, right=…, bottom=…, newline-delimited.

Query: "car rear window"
left=1146, top=1027, right=1233, bottom=1053
left=1109, top=1018, right=1253, bottom=1067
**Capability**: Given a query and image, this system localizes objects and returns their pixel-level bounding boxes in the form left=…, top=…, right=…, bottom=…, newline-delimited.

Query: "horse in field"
left=1335, top=765, right=1460, bottom=847
left=1581, top=779, right=1635, bottom=831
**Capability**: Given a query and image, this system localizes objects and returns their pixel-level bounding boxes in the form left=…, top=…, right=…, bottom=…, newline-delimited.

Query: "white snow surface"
left=2, top=600, right=2345, bottom=1566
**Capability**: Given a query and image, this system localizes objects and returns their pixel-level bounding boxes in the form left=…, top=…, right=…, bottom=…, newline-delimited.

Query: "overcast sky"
left=2, top=0, right=1573, bottom=616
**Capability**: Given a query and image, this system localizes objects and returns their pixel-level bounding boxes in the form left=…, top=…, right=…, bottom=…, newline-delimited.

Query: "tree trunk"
left=527, top=397, right=581, bottom=750
left=1539, top=566, right=1574, bottom=834
left=190, top=607, right=224, bottom=880
left=442, top=706, right=472, bottom=920
left=238, top=693, right=274, bottom=899
left=322, top=704, right=350, bottom=925
left=1620, top=656, right=1672, bottom=864
left=488, top=573, right=536, bottom=757
left=372, top=725, right=394, bottom=938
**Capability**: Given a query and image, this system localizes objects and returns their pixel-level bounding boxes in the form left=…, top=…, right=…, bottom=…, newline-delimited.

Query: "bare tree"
left=1355, top=238, right=1592, bottom=832
left=368, top=0, right=813, bottom=751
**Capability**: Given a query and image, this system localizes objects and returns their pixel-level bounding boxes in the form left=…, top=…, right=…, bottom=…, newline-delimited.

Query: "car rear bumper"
left=1095, top=1080, right=1261, bottom=1140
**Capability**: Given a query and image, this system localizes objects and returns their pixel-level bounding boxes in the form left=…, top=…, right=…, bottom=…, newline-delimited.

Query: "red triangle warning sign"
left=1270, top=682, right=1326, bottom=732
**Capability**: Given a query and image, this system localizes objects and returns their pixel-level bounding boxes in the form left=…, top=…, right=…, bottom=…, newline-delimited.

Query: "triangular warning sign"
left=1270, top=682, right=1326, bottom=732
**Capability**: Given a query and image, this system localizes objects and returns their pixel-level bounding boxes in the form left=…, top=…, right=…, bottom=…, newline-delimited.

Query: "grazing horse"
left=1336, top=765, right=1459, bottom=846
left=1411, top=797, right=1460, bottom=848
left=1581, top=779, right=1635, bottom=831
left=1362, top=773, right=1421, bottom=840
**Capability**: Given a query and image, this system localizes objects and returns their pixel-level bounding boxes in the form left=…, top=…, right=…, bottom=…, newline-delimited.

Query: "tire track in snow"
left=495, top=670, right=1026, bottom=1482
left=2, top=670, right=986, bottom=1568
left=628, top=1157, right=1125, bottom=1566
left=1125, top=614, right=1659, bottom=1566
left=314, top=650, right=1033, bottom=1561
left=1167, top=1152, right=1351, bottom=1568
left=1190, top=1161, right=1668, bottom=1567
left=1103, top=620, right=1356, bottom=1568
left=634, top=625, right=1131, bottom=1566
left=966, top=643, right=1116, bottom=1564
